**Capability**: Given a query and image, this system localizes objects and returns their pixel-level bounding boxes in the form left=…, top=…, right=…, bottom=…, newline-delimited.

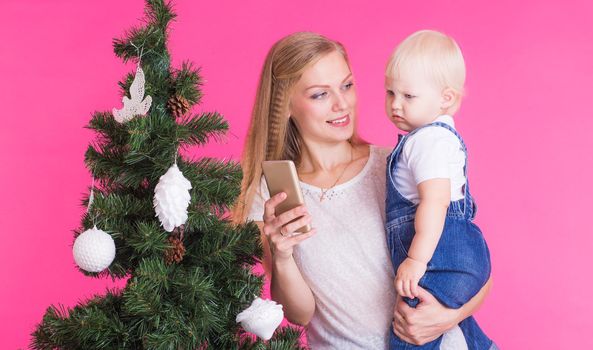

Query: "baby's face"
left=384, top=66, right=445, bottom=132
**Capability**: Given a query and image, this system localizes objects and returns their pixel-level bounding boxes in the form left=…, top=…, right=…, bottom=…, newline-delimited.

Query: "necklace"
left=319, top=144, right=354, bottom=202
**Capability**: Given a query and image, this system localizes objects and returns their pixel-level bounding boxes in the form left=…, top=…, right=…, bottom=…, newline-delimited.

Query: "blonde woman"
left=233, top=32, right=492, bottom=349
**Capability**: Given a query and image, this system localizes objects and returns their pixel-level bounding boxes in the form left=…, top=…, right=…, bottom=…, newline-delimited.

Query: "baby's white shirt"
left=393, top=115, right=466, bottom=204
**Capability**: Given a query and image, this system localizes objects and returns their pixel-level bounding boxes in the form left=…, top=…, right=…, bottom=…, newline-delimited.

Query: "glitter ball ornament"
left=236, top=298, right=284, bottom=341
left=72, top=226, right=116, bottom=272
left=153, top=164, right=192, bottom=232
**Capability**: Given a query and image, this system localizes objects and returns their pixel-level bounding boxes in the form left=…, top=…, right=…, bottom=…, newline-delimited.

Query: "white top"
left=247, top=144, right=467, bottom=349
left=248, top=145, right=396, bottom=349
left=393, top=115, right=466, bottom=204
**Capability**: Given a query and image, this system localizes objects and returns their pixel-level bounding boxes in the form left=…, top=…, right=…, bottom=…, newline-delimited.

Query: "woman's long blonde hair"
left=232, top=32, right=362, bottom=223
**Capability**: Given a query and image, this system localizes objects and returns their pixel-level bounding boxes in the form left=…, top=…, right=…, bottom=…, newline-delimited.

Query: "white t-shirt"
left=247, top=144, right=467, bottom=349
left=248, top=145, right=396, bottom=349
left=393, top=115, right=466, bottom=204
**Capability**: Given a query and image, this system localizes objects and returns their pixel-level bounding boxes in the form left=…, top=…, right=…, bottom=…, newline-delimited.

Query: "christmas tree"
left=30, top=1, right=304, bottom=349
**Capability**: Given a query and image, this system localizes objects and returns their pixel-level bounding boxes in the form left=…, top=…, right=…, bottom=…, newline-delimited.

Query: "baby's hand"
left=395, top=258, right=427, bottom=298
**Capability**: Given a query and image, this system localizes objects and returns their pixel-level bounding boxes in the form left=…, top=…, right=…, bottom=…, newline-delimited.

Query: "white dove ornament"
left=112, top=65, right=152, bottom=123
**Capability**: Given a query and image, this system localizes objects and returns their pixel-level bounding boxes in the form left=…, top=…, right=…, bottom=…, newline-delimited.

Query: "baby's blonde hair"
left=386, top=30, right=466, bottom=96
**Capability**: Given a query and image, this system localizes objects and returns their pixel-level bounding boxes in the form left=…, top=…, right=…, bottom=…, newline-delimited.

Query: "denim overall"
left=386, top=122, right=493, bottom=349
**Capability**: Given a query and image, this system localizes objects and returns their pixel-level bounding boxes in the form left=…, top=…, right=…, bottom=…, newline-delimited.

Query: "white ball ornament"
left=236, top=297, right=284, bottom=341
left=153, top=163, right=192, bottom=232
left=73, top=226, right=116, bottom=272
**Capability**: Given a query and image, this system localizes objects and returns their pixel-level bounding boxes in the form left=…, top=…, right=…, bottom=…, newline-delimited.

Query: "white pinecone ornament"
left=72, top=226, right=116, bottom=272
left=153, top=163, right=192, bottom=232
left=236, top=297, right=284, bottom=340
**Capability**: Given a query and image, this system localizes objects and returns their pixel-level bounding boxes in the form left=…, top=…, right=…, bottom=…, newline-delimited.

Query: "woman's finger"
left=281, top=213, right=312, bottom=235
left=286, top=228, right=316, bottom=244
left=273, top=205, right=307, bottom=228
left=393, top=294, right=412, bottom=339
left=393, top=305, right=406, bottom=326
left=396, top=292, right=414, bottom=319
left=262, top=221, right=276, bottom=238
left=413, top=285, right=435, bottom=305
left=394, top=318, right=424, bottom=346
left=392, top=320, right=414, bottom=344
left=272, top=229, right=315, bottom=254
left=263, top=192, right=287, bottom=222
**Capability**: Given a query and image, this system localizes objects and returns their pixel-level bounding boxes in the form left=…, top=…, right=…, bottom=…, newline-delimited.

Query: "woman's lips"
left=326, top=114, right=350, bottom=127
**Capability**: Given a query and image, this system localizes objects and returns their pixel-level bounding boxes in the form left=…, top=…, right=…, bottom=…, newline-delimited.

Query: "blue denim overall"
left=386, top=122, right=492, bottom=349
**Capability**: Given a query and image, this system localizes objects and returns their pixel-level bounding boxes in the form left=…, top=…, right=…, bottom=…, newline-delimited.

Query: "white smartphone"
left=262, top=160, right=311, bottom=233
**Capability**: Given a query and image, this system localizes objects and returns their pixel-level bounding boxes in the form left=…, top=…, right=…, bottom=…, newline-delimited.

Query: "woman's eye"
left=343, top=82, right=354, bottom=90
left=311, top=91, right=328, bottom=99
left=404, top=94, right=415, bottom=99
left=386, top=90, right=395, bottom=96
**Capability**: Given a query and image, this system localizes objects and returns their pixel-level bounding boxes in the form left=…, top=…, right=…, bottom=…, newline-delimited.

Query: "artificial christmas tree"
left=30, top=1, right=304, bottom=349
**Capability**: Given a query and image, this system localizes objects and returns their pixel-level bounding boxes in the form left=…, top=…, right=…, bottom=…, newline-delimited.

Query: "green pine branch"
left=181, top=157, right=242, bottom=211
left=30, top=289, right=130, bottom=350
left=87, top=111, right=130, bottom=146
left=173, top=61, right=204, bottom=105
left=177, top=112, right=229, bottom=147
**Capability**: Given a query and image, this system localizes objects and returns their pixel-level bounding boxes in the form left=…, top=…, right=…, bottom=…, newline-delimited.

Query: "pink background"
left=1, top=0, right=592, bottom=348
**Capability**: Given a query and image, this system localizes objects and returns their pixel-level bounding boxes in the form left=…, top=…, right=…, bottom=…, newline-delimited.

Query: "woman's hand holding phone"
left=262, top=192, right=316, bottom=262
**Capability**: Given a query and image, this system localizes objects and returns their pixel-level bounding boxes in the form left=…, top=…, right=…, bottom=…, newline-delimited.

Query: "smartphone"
left=262, top=160, right=311, bottom=234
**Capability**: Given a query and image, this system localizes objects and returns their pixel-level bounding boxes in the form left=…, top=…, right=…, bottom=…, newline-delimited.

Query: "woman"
left=233, top=32, right=492, bottom=349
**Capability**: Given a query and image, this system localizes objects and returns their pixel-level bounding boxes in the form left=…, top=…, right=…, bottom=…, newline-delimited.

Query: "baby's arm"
left=395, top=178, right=450, bottom=298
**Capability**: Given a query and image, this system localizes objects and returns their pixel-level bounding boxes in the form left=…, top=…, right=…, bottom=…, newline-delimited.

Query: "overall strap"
left=428, top=121, right=468, bottom=154
left=387, top=133, right=411, bottom=190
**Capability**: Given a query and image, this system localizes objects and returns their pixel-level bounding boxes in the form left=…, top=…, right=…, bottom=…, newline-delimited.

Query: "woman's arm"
left=393, top=277, right=492, bottom=345
left=256, top=192, right=317, bottom=325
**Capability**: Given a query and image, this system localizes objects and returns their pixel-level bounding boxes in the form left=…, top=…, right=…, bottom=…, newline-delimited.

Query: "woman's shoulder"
left=369, top=144, right=393, bottom=161
left=363, top=144, right=392, bottom=179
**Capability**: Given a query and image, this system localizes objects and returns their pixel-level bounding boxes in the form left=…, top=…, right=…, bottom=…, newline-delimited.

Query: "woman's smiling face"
left=289, top=50, right=357, bottom=145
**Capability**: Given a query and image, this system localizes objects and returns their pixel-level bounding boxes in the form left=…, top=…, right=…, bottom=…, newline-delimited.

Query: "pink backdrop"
left=2, top=0, right=592, bottom=348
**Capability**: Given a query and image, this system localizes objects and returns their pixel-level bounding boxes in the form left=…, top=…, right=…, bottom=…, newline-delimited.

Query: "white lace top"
left=247, top=145, right=397, bottom=349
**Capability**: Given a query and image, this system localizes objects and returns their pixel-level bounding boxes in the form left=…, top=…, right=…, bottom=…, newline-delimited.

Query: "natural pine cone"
left=167, top=94, right=191, bottom=118
left=164, top=236, right=186, bottom=265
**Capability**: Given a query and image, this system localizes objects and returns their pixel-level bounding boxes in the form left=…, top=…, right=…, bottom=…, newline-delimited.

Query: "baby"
left=384, top=30, right=494, bottom=349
